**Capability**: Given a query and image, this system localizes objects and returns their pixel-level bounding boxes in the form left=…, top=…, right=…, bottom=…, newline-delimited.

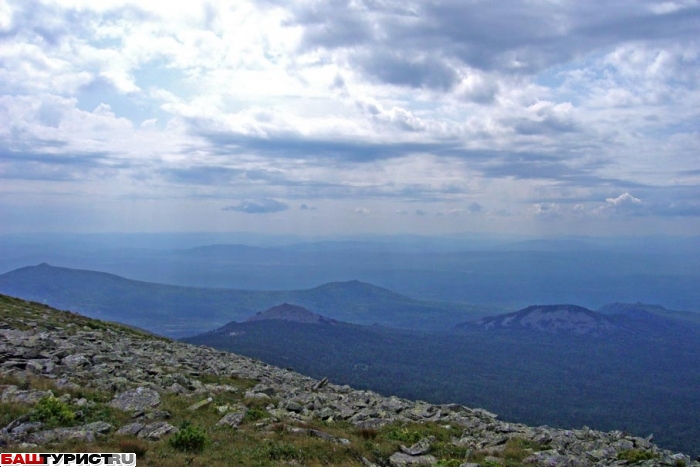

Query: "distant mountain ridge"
left=0, top=263, right=490, bottom=337
left=599, top=301, right=700, bottom=323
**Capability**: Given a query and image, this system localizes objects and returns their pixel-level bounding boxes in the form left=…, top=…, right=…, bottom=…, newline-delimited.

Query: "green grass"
left=617, top=449, right=659, bottom=463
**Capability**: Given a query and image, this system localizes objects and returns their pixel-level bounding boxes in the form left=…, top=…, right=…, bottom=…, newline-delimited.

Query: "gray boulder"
left=401, top=436, right=434, bottom=456
left=109, top=387, right=160, bottom=412
left=389, top=452, right=437, bottom=466
left=10, top=421, right=44, bottom=436
left=216, top=409, right=247, bottom=428
left=137, top=421, right=178, bottom=440
left=1, top=386, right=53, bottom=405
left=62, top=354, right=90, bottom=368
left=27, top=422, right=111, bottom=445
left=116, top=423, right=145, bottom=436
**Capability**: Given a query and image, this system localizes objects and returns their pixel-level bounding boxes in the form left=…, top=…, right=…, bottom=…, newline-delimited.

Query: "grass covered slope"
left=0, top=264, right=491, bottom=337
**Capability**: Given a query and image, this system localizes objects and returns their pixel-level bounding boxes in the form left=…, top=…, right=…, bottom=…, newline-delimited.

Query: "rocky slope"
left=0, top=293, right=696, bottom=467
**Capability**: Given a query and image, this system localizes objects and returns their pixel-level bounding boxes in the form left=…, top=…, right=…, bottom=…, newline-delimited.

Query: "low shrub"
left=263, top=441, right=305, bottom=461
left=30, top=396, right=75, bottom=426
left=436, top=460, right=463, bottom=467
left=503, top=437, right=545, bottom=463
left=383, top=427, right=423, bottom=444
left=617, top=449, right=658, bottom=463
left=357, top=427, right=378, bottom=439
left=168, top=421, right=209, bottom=453
left=117, top=439, right=148, bottom=459
left=242, top=407, right=268, bottom=423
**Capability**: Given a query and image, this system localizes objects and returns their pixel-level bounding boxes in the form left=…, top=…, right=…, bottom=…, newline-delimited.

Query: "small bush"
left=0, top=402, right=30, bottom=428
left=617, top=449, right=657, bottom=463
left=503, top=437, right=545, bottom=463
left=383, top=427, right=422, bottom=444
left=357, top=427, right=378, bottom=440
left=168, top=421, right=209, bottom=453
left=436, top=460, right=463, bottom=467
left=30, top=396, right=75, bottom=426
left=242, top=407, right=268, bottom=423
left=270, top=422, right=286, bottom=433
left=117, top=439, right=148, bottom=459
left=264, top=441, right=305, bottom=461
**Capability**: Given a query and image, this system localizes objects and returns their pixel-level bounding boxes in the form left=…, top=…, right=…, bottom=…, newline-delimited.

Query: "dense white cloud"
left=0, top=0, right=698, bottom=235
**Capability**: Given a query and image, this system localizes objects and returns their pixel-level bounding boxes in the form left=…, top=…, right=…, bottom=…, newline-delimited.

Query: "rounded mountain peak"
left=246, top=303, right=335, bottom=324
left=476, top=304, right=620, bottom=336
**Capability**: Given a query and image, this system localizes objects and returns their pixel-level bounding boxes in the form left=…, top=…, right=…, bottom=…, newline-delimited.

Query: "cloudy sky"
left=0, top=0, right=698, bottom=236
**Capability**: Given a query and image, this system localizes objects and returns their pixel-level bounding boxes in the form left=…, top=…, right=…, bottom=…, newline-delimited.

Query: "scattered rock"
left=62, top=354, right=90, bottom=368
left=165, top=383, right=186, bottom=394
left=116, top=423, right=145, bottom=436
left=137, top=421, right=178, bottom=440
left=144, top=410, right=171, bottom=420
left=400, top=436, right=434, bottom=456
left=109, top=387, right=160, bottom=412
left=285, top=401, right=303, bottom=413
left=309, top=429, right=337, bottom=442
left=187, top=397, right=213, bottom=411
left=1, top=386, right=53, bottom=405
left=313, top=377, right=329, bottom=391
left=389, top=452, right=437, bottom=466
left=10, top=422, right=44, bottom=436
left=244, top=391, right=270, bottom=400
left=28, top=422, right=112, bottom=445
left=216, top=408, right=247, bottom=428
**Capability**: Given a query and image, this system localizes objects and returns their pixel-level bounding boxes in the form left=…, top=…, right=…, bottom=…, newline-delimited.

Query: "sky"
left=0, top=0, right=699, bottom=236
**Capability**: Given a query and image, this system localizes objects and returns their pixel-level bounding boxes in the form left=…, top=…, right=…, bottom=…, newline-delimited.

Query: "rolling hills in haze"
left=3, top=235, right=699, bottom=312
left=0, top=263, right=490, bottom=337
